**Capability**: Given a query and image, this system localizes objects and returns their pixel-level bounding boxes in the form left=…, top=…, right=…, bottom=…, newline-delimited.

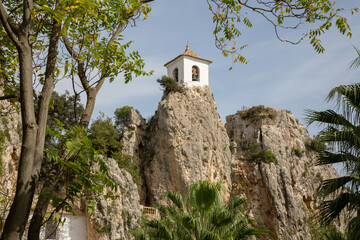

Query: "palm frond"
left=320, top=127, right=360, bottom=151
left=305, top=109, right=355, bottom=128
left=166, top=191, right=185, bottom=211
left=228, top=197, right=247, bottom=211
left=318, top=192, right=353, bottom=224
left=316, top=151, right=358, bottom=165
left=317, top=176, right=353, bottom=196
left=189, top=180, right=221, bottom=212
left=326, top=83, right=360, bottom=123
left=349, top=45, right=360, bottom=70
left=347, top=214, right=360, bottom=240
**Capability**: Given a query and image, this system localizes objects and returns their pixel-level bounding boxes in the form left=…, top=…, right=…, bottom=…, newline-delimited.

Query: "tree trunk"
left=26, top=15, right=61, bottom=240
left=79, top=87, right=99, bottom=130
left=27, top=191, right=50, bottom=240
left=1, top=44, right=38, bottom=240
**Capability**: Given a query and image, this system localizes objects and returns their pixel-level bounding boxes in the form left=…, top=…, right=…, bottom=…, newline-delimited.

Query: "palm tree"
left=305, top=84, right=360, bottom=239
left=133, top=181, right=267, bottom=240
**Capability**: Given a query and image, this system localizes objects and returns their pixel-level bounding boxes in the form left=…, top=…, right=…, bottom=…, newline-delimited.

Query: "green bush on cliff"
left=157, top=75, right=184, bottom=94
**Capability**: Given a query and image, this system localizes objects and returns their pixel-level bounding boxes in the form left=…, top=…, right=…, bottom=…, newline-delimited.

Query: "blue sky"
left=59, top=0, right=360, bottom=137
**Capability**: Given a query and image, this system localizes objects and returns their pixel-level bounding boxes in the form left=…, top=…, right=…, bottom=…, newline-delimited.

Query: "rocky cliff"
left=89, top=158, right=142, bottom=240
left=225, top=106, right=340, bottom=240
left=0, top=85, right=343, bottom=240
left=0, top=93, right=21, bottom=228
left=140, top=86, right=232, bottom=204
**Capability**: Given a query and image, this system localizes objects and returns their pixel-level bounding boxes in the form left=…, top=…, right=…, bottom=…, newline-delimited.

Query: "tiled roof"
left=164, top=45, right=212, bottom=66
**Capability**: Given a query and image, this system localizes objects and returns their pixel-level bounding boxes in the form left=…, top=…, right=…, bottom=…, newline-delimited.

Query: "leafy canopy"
left=207, top=0, right=358, bottom=64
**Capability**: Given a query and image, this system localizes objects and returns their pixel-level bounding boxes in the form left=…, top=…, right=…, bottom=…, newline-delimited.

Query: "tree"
left=207, top=0, right=358, bottom=63
left=0, top=0, right=152, bottom=239
left=305, top=83, right=360, bottom=240
left=133, top=180, right=267, bottom=240
left=114, top=105, right=134, bottom=132
left=88, top=115, right=122, bottom=158
left=0, top=0, right=357, bottom=238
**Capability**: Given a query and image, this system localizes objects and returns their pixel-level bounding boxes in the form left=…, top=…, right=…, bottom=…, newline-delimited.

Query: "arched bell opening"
left=173, top=68, right=179, bottom=82
left=192, top=65, right=199, bottom=81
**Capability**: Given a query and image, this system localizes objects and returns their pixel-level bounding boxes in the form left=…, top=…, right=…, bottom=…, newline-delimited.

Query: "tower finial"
left=186, top=41, right=190, bottom=52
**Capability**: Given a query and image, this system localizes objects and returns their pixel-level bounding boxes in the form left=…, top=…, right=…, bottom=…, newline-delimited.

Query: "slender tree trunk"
left=26, top=13, right=61, bottom=240
left=1, top=44, right=38, bottom=240
left=27, top=191, right=51, bottom=240
left=79, top=87, right=99, bottom=129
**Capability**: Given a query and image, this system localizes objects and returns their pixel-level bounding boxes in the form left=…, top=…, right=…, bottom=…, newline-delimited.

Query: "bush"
left=237, top=105, right=276, bottom=122
left=305, top=138, right=326, bottom=152
left=291, top=147, right=303, bottom=157
left=157, top=75, right=184, bottom=94
left=263, top=149, right=276, bottom=164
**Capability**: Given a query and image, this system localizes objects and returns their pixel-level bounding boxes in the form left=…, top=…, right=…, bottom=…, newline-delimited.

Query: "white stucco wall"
left=165, top=56, right=210, bottom=87
left=40, top=215, right=87, bottom=240
left=183, top=57, right=209, bottom=87
left=58, top=215, right=87, bottom=240
left=166, top=60, right=184, bottom=83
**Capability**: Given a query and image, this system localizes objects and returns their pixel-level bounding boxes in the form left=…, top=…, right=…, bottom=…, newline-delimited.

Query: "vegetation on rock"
left=157, top=75, right=184, bottom=94
left=237, top=105, right=276, bottom=123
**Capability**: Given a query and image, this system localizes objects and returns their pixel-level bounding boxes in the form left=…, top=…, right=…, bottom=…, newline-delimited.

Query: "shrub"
left=305, top=137, right=326, bottom=152
left=263, top=149, right=276, bottom=164
left=237, top=105, right=276, bottom=122
left=157, top=75, right=184, bottom=94
left=291, top=147, right=303, bottom=157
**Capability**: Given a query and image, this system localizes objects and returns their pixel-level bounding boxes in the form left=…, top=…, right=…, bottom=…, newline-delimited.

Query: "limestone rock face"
left=89, top=158, right=142, bottom=240
left=225, top=107, right=339, bottom=240
left=121, top=108, right=146, bottom=167
left=0, top=94, right=21, bottom=200
left=143, top=86, right=232, bottom=204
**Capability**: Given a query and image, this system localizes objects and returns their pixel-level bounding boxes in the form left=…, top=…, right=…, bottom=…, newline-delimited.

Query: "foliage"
left=133, top=180, right=267, bottom=240
left=44, top=122, right=118, bottom=216
left=44, top=91, right=84, bottom=152
left=305, top=137, right=327, bottom=152
left=235, top=137, right=276, bottom=164
left=263, top=149, right=276, bottom=164
left=157, top=75, right=184, bottom=94
left=113, top=150, right=141, bottom=186
left=47, top=91, right=84, bottom=131
left=0, top=0, right=153, bottom=237
left=237, top=105, right=276, bottom=123
left=88, top=115, right=122, bottom=158
left=291, top=147, right=303, bottom=157
left=88, top=114, right=141, bottom=186
left=305, top=82, right=360, bottom=240
left=114, top=105, right=133, bottom=131
left=207, top=0, right=358, bottom=64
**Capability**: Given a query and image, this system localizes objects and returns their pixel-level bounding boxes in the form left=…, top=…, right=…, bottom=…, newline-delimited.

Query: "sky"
left=57, top=0, right=360, bottom=137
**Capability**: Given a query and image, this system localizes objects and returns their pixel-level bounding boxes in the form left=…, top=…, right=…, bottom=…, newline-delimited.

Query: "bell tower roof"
left=164, top=45, right=212, bottom=67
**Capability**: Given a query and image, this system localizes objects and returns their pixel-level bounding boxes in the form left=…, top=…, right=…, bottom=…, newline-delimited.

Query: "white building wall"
left=57, top=215, right=87, bottom=240
left=166, top=60, right=184, bottom=83
left=40, top=215, right=87, bottom=240
left=166, top=56, right=210, bottom=87
left=183, top=57, right=209, bottom=87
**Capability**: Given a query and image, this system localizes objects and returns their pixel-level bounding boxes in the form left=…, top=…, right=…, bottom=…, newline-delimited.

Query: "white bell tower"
left=164, top=45, right=212, bottom=87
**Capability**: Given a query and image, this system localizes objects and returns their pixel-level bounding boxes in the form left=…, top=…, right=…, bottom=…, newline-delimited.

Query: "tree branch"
left=0, top=94, right=17, bottom=100
left=0, top=1, right=21, bottom=47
